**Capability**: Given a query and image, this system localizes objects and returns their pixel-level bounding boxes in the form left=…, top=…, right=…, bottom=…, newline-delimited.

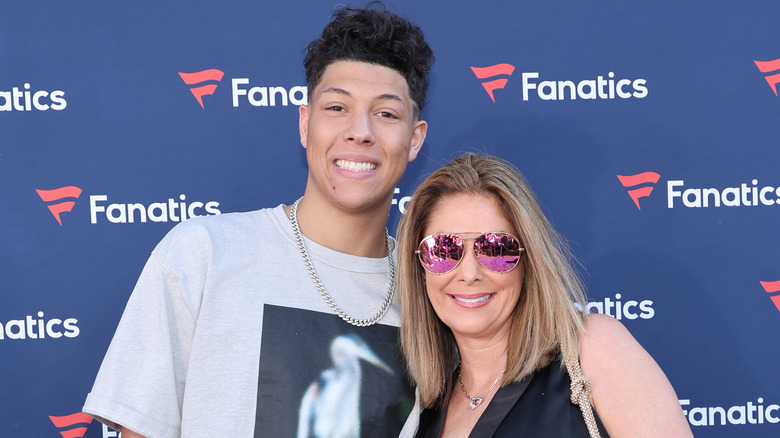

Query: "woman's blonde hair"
left=397, top=153, right=588, bottom=408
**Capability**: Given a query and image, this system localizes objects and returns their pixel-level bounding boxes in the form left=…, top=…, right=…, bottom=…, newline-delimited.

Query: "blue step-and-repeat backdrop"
left=2, top=1, right=780, bottom=436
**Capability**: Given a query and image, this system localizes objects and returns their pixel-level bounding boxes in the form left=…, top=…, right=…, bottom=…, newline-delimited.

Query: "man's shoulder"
left=172, top=205, right=280, bottom=237
left=153, top=205, right=287, bottom=256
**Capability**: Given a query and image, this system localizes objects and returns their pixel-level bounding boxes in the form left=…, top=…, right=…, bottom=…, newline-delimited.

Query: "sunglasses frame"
left=416, top=231, right=525, bottom=275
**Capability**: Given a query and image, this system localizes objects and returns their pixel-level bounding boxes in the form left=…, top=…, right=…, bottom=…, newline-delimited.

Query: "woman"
left=397, top=154, right=692, bottom=437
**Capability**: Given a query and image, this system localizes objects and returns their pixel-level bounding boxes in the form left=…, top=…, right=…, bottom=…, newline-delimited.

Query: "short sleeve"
left=83, top=228, right=199, bottom=438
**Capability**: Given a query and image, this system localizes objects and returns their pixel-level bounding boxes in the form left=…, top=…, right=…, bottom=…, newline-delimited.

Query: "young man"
left=83, top=4, right=433, bottom=437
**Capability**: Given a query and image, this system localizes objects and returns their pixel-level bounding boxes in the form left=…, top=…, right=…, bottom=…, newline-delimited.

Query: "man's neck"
left=285, top=195, right=391, bottom=258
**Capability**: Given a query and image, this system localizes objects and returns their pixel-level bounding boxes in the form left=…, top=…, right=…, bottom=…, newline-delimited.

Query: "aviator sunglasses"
left=416, top=232, right=524, bottom=274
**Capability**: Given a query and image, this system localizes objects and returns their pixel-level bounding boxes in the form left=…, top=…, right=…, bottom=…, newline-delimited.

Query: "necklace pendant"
left=469, top=397, right=483, bottom=410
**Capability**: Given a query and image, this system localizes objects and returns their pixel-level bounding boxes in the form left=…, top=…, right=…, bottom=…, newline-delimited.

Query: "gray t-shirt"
left=83, top=205, right=413, bottom=437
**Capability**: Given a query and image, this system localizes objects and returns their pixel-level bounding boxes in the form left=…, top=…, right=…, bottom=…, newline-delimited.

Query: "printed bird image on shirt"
left=254, top=305, right=414, bottom=438
left=296, top=334, right=393, bottom=438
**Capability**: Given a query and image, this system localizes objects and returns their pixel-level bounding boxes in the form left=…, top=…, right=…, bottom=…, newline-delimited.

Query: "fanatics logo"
left=179, top=68, right=307, bottom=108
left=470, top=63, right=515, bottom=102
left=617, top=172, right=660, bottom=210
left=36, top=186, right=82, bottom=226
left=754, top=58, right=780, bottom=96
left=36, top=185, right=223, bottom=226
left=179, top=69, right=225, bottom=108
left=48, top=412, right=93, bottom=438
left=471, top=62, right=647, bottom=102
left=759, top=280, right=780, bottom=313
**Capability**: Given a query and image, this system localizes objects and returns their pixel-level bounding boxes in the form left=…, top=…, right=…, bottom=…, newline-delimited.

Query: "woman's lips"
left=449, top=293, right=494, bottom=308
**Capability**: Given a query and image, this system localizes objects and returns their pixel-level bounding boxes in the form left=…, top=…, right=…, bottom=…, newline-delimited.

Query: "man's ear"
left=407, top=119, right=428, bottom=162
left=298, top=104, right=310, bottom=148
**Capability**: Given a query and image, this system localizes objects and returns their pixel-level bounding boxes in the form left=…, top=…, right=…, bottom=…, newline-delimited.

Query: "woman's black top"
left=415, top=357, right=610, bottom=437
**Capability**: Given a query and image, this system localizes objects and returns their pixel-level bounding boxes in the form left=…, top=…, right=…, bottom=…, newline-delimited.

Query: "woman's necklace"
left=457, top=367, right=506, bottom=410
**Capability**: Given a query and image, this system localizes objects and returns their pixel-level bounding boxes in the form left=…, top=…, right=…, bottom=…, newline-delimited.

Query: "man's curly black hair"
left=303, top=2, right=434, bottom=119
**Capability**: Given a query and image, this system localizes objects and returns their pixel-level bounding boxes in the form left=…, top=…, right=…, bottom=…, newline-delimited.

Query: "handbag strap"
left=565, top=355, right=602, bottom=438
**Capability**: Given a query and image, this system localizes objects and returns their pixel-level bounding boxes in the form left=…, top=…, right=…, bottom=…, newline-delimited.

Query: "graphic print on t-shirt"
left=254, top=305, right=414, bottom=437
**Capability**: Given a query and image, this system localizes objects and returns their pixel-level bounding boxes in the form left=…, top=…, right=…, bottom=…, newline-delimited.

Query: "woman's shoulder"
left=580, top=313, right=638, bottom=356
left=578, top=313, right=645, bottom=389
left=579, top=312, right=664, bottom=393
left=578, top=313, right=693, bottom=437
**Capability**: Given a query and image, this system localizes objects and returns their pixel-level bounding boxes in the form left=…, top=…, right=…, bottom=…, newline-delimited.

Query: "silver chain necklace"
left=289, top=197, right=395, bottom=327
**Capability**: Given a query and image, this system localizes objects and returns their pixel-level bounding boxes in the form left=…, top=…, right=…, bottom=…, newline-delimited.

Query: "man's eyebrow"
left=375, top=93, right=405, bottom=105
left=320, top=87, right=406, bottom=105
left=320, top=87, right=352, bottom=97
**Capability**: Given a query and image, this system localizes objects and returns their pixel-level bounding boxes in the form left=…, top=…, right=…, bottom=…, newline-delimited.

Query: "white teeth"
left=453, top=295, right=492, bottom=304
left=335, top=159, right=377, bottom=172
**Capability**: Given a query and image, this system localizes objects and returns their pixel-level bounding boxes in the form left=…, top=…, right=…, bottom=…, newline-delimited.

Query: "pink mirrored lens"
left=474, top=233, right=521, bottom=272
left=418, top=234, right=464, bottom=273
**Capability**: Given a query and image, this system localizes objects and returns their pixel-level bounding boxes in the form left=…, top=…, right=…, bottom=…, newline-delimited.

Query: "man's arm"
left=121, top=428, right=145, bottom=438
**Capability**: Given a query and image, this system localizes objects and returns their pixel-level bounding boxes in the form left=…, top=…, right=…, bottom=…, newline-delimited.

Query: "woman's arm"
left=579, top=313, right=693, bottom=437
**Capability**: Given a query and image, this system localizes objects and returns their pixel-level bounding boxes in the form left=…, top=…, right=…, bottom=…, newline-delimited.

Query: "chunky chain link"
left=566, top=355, right=602, bottom=438
left=289, top=197, right=395, bottom=327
